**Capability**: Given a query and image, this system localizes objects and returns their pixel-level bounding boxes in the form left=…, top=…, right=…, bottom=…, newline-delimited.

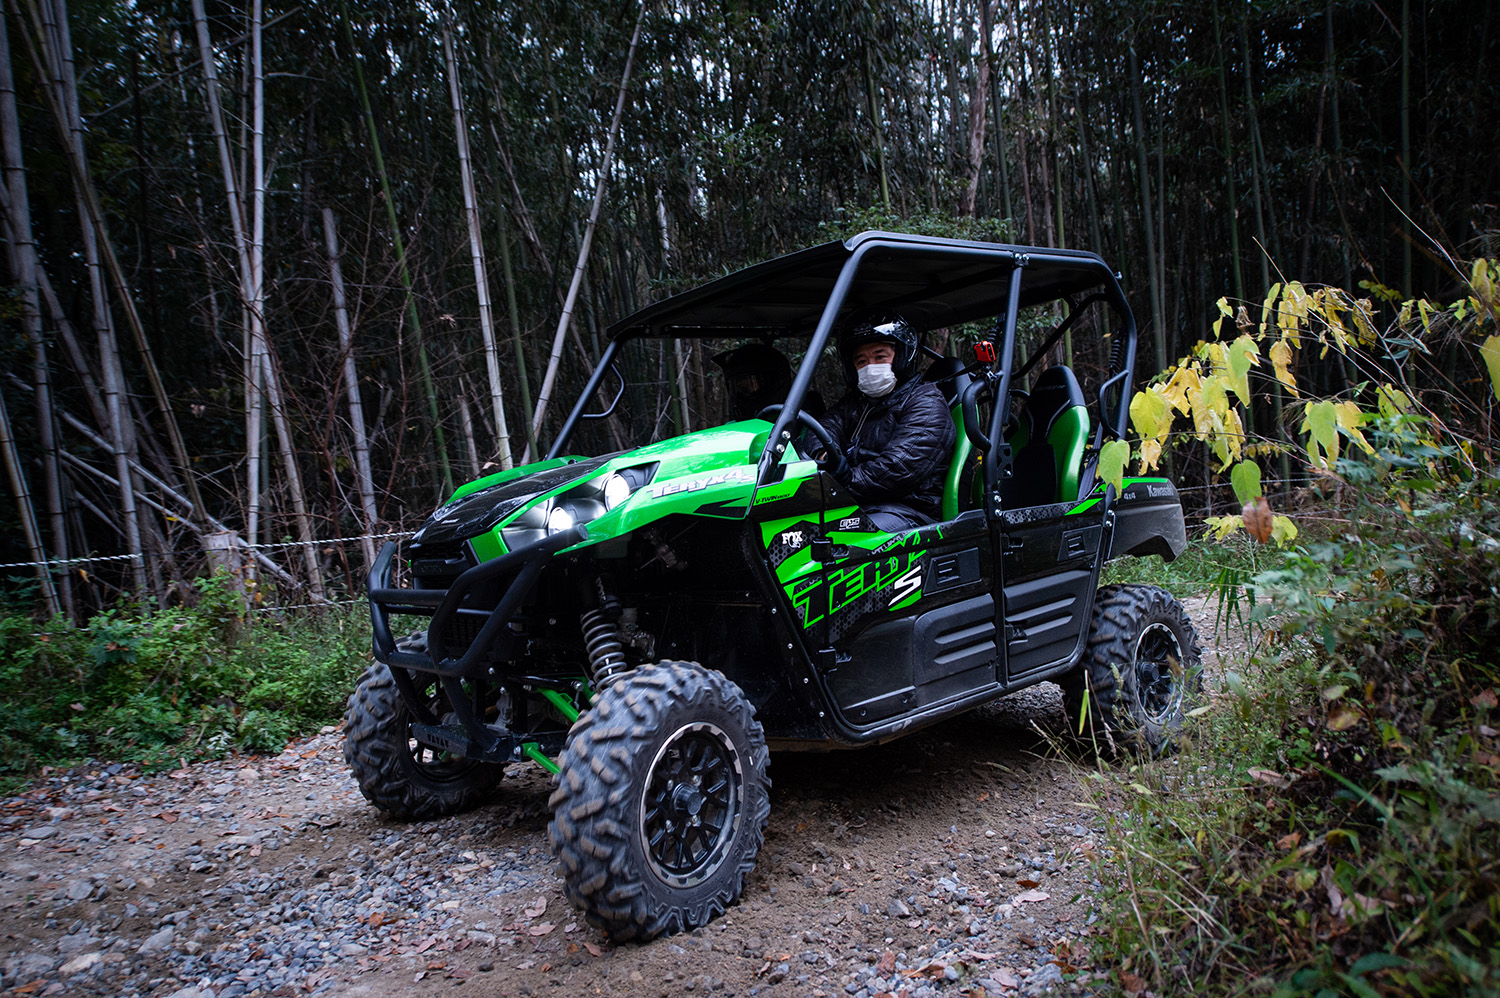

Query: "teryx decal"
left=646, top=468, right=753, bottom=499
left=789, top=533, right=926, bottom=629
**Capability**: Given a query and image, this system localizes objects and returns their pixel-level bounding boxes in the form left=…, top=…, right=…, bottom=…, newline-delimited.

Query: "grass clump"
left=0, top=572, right=368, bottom=788
left=1085, top=426, right=1500, bottom=997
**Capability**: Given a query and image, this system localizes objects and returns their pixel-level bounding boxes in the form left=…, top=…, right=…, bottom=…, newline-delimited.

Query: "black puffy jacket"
left=818, top=376, right=956, bottom=521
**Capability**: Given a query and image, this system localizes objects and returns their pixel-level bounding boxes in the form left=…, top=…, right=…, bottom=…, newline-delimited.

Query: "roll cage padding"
left=1003, top=366, right=1089, bottom=507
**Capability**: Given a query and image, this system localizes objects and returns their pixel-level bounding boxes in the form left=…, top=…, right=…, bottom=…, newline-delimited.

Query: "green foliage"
left=0, top=572, right=369, bottom=783
left=1087, top=432, right=1500, bottom=996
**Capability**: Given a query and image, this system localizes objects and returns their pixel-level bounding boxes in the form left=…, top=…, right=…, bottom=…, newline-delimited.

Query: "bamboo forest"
left=0, top=0, right=1495, bottom=611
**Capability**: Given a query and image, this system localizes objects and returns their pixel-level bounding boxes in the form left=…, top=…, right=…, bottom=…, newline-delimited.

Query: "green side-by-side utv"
left=347, top=231, right=1202, bottom=941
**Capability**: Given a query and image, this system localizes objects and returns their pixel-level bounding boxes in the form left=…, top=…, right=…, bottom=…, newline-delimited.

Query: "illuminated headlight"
left=602, top=472, right=631, bottom=511
left=546, top=505, right=575, bottom=535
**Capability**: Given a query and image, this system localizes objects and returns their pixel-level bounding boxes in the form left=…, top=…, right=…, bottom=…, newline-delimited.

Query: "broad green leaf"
left=1302, top=400, right=1340, bottom=470
left=1480, top=335, right=1500, bottom=404
left=1098, top=439, right=1130, bottom=495
left=1226, top=335, right=1260, bottom=407
left=1229, top=461, right=1262, bottom=505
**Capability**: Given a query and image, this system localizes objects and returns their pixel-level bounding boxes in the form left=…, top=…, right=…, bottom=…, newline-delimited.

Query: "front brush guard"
left=367, top=524, right=588, bottom=761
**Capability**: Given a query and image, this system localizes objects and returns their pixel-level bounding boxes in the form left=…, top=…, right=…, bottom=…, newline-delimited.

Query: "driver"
left=818, top=315, right=954, bottom=532
left=712, top=342, right=824, bottom=421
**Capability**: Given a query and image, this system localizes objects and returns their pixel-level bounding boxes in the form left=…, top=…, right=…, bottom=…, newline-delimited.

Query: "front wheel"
left=1061, top=584, right=1204, bottom=754
left=343, top=662, right=505, bottom=819
left=548, top=661, right=770, bottom=942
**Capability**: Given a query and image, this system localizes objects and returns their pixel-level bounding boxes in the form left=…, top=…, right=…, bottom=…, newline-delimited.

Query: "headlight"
left=546, top=505, right=576, bottom=535
left=602, top=472, right=631, bottom=510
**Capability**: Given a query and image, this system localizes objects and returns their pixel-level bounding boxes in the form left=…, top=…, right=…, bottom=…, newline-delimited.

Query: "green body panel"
left=464, top=420, right=807, bottom=557
left=447, top=457, right=580, bottom=505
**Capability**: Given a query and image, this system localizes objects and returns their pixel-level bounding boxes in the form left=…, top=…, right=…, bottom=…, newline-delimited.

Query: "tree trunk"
left=1212, top=3, right=1245, bottom=302
left=958, top=45, right=990, bottom=217
left=980, top=0, right=1013, bottom=226
left=441, top=17, right=511, bottom=469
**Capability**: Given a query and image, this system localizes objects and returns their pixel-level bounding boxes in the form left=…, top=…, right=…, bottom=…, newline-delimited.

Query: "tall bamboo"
left=441, top=16, right=511, bottom=469
left=0, top=384, right=57, bottom=611
left=1127, top=45, right=1166, bottom=373
left=0, top=11, right=66, bottom=614
left=530, top=6, right=645, bottom=443
left=339, top=2, right=453, bottom=495
left=321, top=209, right=380, bottom=568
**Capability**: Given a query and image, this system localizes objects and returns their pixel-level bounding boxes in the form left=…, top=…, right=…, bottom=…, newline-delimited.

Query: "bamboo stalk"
left=0, top=384, right=58, bottom=612
left=340, top=2, right=452, bottom=496
left=1127, top=44, right=1166, bottom=373
left=0, top=12, right=67, bottom=615
left=530, top=5, right=645, bottom=444
left=441, top=15, right=511, bottom=469
left=321, top=208, right=380, bottom=568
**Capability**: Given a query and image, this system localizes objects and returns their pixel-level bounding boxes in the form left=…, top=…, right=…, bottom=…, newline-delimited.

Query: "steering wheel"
left=755, top=404, right=849, bottom=480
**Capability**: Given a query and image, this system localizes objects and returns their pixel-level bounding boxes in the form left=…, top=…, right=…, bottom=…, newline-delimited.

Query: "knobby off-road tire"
left=343, top=662, right=505, bottom=819
left=548, top=661, right=771, bottom=943
left=1062, top=584, right=1204, bottom=755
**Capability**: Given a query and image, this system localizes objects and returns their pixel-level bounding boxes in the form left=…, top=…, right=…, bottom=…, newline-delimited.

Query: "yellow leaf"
left=1269, top=339, right=1298, bottom=397
left=1139, top=438, right=1163, bottom=472
left=1260, top=282, right=1283, bottom=335
left=1221, top=407, right=1245, bottom=468
left=1334, top=401, right=1374, bottom=454
left=1129, top=388, right=1172, bottom=443
left=1271, top=514, right=1299, bottom=545
left=1480, top=336, right=1500, bottom=405
left=1160, top=365, right=1201, bottom=415
left=1204, top=515, right=1242, bottom=541
left=1376, top=383, right=1411, bottom=417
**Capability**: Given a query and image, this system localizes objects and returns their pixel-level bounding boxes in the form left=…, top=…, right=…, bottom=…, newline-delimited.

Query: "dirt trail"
left=0, top=599, right=1231, bottom=998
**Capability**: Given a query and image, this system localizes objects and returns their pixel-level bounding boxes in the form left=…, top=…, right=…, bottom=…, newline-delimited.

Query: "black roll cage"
left=547, top=232, right=1138, bottom=507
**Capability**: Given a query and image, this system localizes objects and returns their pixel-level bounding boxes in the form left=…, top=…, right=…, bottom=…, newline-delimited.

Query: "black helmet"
left=838, top=314, right=919, bottom=385
left=712, top=342, right=793, bottom=420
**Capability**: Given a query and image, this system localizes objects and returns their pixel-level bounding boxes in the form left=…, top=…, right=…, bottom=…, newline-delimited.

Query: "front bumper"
left=367, top=523, right=588, bottom=678
left=365, top=524, right=588, bottom=763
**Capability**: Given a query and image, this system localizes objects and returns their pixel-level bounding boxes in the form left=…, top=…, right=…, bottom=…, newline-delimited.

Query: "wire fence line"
left=0, top=530, right=415, bottom=572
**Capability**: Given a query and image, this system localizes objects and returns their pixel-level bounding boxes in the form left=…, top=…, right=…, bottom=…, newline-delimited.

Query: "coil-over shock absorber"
left=579, top=576, right=629, bottom=685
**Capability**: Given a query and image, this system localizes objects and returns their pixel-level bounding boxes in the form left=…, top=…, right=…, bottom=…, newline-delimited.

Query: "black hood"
left=410, top=456, right=613, bottom=548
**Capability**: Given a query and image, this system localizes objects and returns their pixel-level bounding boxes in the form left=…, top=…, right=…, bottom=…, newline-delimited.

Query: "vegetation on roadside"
left=0, top=573, right=368, bottom=790
left=1083, top=257, right=1500, bottom=996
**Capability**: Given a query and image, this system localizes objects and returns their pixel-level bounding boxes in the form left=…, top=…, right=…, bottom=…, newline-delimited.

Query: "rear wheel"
left=1061, top=584, right=1203, bottom=754
left=548, top=661, right=770, bottom=942
left=343, top=662, right=505, bottom=819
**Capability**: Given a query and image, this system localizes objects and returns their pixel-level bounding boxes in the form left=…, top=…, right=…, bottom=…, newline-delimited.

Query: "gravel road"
left=0, top=598, right=1230, bottom=998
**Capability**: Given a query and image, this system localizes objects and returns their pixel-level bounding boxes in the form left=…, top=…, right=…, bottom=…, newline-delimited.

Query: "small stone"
left=137, top=926, right=175, bottom=954
left=59, top=951, right=104, bottom=976
left=236, top=768, right=259, bottom=783
left=57, top=932, right=97, bottom=954
left=886, top=900, right=910, bottom=918
left=1023, top=963, right=1066, bottom=993
left=21, top=825, right=58, bottom=840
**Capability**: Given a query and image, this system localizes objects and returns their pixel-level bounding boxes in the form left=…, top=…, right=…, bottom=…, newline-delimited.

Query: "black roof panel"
left=607, top=231, right=1120, bottom=339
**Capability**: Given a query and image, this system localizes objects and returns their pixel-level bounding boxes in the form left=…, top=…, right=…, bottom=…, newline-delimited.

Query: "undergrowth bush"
left=1085, top=425, right=1500, bottom=996
left=0, top=572, right=368, bottom=788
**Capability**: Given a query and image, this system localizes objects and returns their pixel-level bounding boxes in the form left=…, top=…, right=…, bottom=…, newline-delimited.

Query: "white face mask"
left=857, top=362, right=897, bottom=398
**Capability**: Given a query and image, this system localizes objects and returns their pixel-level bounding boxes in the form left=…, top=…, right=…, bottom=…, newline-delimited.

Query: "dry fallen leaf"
left=1013, top=889, right=1050, bottom=904
left=1242, top=496, right=1274, bottom=543
left=1121, top=970, right=1149, bottom=995
left=876, top=950, right=896, bottom=975
left=1248, top=767, right=1290, bottom=789
left=527, top=923, right=555, bottom=937
left=1016, top=878, right=1041, bottom=889
left=1276, top=832, right=1302, bottom=850
left=583, top=941, right=602, bottom=957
